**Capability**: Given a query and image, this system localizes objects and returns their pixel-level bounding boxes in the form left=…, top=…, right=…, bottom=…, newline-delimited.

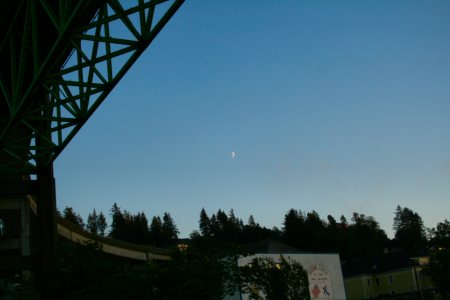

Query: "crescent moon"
left=231, top=151, right=236, bottom=158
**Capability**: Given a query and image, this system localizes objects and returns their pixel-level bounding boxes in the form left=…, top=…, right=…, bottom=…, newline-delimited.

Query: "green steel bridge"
left=0, top=0, right=184, bottom=288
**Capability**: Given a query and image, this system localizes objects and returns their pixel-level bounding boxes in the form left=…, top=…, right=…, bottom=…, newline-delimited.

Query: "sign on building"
left=236, top=253, right=346, bottom=300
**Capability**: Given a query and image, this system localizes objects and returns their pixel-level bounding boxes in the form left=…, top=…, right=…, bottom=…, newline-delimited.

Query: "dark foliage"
left=427, top=220, right=450, bottom=299
left=62, top=206, right=85, bottom=229
left=393, top=205, right=427, bottom=256
left=48, top=238, right=239, bottom=300
left=192, top=208, right=280, bottom=254
left=239, top=256, right=310, bottom=300
left=109, top=203, right=178, bottom=246
left=282, top=209, right=389, bottom=260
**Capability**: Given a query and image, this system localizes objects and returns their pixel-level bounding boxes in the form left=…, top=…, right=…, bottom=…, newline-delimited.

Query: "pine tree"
left=199, top=208, right=210, bottom=236
left=162, top=212, right=179, bottom=242
left=97, top=211, right=107, bottom=237
left=86, top=209, right=98, bottom=235
left=283, top=209, right=305, bottom=248
left=63, top=206, right=84, bottom=229
left=393, top=205, right=427, bottom=255
left=228, top=209, right=237, bottom=225
left=109, top=203, right=125, bottom=239
left=216, top=209, right=228, bottom=231
left=86, top=208, right=108, bottom=237
left=132, top=212, right=149, bottom=244
left=248, top=215, right=257, bottom=227
left=327, top=215, right=337, bottom=227
left=150, top=216, right=163, bottom=245
left=210, top=214, right=219, bottom=236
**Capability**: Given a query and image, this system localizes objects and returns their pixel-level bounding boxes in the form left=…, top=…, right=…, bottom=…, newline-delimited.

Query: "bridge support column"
left=36, top=166, right=57, bottom=298
left=34, top=87, right=58, bottom=298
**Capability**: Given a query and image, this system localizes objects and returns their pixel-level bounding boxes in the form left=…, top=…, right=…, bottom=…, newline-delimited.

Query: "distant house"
left=342, top=252, right=434, bottom=299
left=225, top=239, right=347, bottom=300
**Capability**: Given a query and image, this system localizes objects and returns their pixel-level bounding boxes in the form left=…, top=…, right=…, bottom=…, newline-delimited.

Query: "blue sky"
left=55, top=1, right=450, bottom=238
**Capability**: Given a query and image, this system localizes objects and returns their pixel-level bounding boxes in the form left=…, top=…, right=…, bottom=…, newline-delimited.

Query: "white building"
left=225, top=240, right=346, bottom=300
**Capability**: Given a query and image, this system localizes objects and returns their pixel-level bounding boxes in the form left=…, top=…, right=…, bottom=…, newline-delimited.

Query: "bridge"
left=57, top=218, right=171, bottom=262
left=0, top=0, right=184, bottom=290
left=1, top=213, right=171, bottom=272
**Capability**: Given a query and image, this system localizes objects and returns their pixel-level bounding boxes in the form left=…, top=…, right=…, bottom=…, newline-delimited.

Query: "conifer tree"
left=162, top=212, right=179, bottom=242
left=199, top=208, right=210, bottom=236
left=150, top=216, right=163, bottom=245
left=86, top=209, right=98, bottom=235
left=248, top=215, right=257, bottom=227
left=393, top=205, right=427, bottom=255
left=97, top=211, right=107, bottom=237
left=63, top=206, right=85, bottom=229
left=109, top=203, right=125, bottom=240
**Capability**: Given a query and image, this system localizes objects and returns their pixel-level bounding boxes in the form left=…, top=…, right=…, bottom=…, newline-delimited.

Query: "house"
left=342, top=252, right=434, bottom=299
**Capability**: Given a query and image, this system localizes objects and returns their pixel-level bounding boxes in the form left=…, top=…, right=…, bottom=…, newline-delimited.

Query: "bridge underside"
left=0, top=0, right=184, bottom=292
left=0, top=0, right=184, bottom=175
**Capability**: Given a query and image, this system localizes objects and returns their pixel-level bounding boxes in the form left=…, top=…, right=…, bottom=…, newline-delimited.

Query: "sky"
left=55, top=0, right=450, bottom=238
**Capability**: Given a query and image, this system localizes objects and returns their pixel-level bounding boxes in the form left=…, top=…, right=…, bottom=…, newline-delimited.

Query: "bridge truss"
left=0, top=0, right=184, bottom=175
left=0, top=0, right=184, bottom=291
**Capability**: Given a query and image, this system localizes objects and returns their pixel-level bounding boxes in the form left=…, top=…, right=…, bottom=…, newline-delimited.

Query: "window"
left=388, top=275, right=394, bottom=284
left=367, top=279, right=371, bottom=286
left=376, top=278, right=380, bottom=286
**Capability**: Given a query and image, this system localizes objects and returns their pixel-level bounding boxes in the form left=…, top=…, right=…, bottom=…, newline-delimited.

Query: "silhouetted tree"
left=150, top=216, right=163, bottom=246
left=248, top=215, right=257, bottom=227
left=347, top=212, right=389, bottom=258
left=393, top=205, right=427, bottom=255
left=155, top=248, right=240, bottom=300
left=327, top=215, right=337, bottom=227
left=283, top=209, right=305, bottom=249
left=86, top=209, right=98, bottom=235
left=162, top=212, right=179, bottom=244
left=130, top=212, right=149, bottom=244
left=199, top=208, right=211, bottom=236
left=216, top=209, right=228, bottom=233
left=97, top=211, right=107, bottom=237
left=62, top=206, right=84, bottom=229
left=242, top=214, right=274, bottom=243
left=109, top=203, right=126, bottom=240
left=340, top=215, right=347, bottom=226
left=109, top=203, right=150, bottom=244
left=239, top=256, right=310, bottom=300
left=210, top=214, right=219, bottom=237
left=304, top=211, right=326, bottom=251
left=428, top=220, right=450, bottom=299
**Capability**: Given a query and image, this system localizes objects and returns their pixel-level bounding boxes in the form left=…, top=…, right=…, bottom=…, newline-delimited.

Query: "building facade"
left=225, top=244, right=346, bottom=300
left=343, top=253, right=434, bottom=299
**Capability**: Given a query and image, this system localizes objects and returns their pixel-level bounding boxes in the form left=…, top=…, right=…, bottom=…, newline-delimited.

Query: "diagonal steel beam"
left=0, top=0, right=185, bottom=174
left=0, top=0, right=102, bottom=132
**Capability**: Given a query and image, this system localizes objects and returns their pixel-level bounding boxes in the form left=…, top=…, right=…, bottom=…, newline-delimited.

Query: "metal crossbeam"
left=0, top=0, right=184, bottom=174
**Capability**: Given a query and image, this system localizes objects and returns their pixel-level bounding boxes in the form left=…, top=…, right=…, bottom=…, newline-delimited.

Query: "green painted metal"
left=0, top=0, right=185, bottom=174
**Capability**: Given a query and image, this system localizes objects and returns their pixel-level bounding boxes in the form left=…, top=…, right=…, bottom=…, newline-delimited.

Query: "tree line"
left=61, top=203, right=444, bottom=259
left=59, top=202, right=178, bottom=247
left=59, top=203, right=449, bottom=298
left=60, top=204, right=442, bottom=259
left=190, top=205, right=434, bottom=260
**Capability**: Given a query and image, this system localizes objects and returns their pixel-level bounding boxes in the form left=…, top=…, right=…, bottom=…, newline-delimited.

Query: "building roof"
left=242, top=239, right=304, bottom=254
